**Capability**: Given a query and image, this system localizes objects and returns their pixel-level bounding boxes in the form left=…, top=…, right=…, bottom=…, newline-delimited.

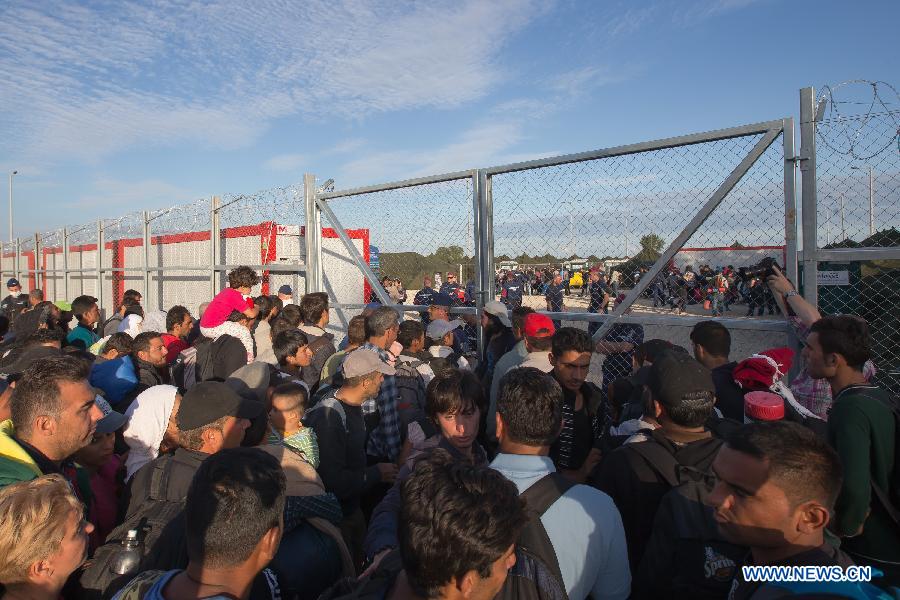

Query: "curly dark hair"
left=399, top=451, right=526, bottom=597
left=227, top=266, right=260, bottom=290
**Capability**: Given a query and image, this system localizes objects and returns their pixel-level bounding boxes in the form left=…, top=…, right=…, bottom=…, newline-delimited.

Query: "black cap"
left=648, top=350, right=715, bottom=408
left=176, top=381, right=263, bottom=430
left=0, top=346, right=62, bottom=379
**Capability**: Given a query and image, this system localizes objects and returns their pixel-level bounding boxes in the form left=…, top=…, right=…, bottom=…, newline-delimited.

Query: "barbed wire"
left=816, top=79, right=900, bottom=161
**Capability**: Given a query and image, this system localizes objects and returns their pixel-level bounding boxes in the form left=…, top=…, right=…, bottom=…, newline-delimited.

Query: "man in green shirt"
left=805, top=315, right=899, bottom=585
left=65, top=295, right=101, bottom=351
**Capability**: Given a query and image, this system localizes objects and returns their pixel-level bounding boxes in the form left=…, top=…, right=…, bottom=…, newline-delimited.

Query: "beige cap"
left=343, top=348, right=396, bottom=378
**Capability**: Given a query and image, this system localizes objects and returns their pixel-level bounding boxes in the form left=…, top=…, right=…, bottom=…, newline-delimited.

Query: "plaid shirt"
left=361, top=342, right=402, bottom=462
left=787, top=316, right=876, bottom=420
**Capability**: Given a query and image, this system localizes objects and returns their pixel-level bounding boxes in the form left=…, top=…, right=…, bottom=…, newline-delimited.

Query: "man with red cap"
left=518, top=313, right=556, bottom=372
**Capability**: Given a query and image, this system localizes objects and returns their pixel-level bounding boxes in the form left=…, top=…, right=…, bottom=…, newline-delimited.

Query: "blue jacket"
left=90, top=355, right=138, bottom=407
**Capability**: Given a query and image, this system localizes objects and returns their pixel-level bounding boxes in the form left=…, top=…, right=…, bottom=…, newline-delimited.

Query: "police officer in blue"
left=500, top=271, right=524, bottom=309
left=586, top=267, right=611, bottom=337
left=413, top=275, right=437, bottom=326
left=439, top=271, right=468, bottom=307
left=544, top=272, right=566, bottom=329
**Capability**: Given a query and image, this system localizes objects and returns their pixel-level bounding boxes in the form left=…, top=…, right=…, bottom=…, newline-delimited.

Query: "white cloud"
left=335, top=121, right=559, bottom=186
left=263, top=153, right=307, bottom=172
left=0, top=0, right=546, bottom=165
left=673, top=0, right=768, bottom=25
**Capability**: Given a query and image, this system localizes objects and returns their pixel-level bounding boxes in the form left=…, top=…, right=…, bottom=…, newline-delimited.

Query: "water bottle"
left=109, top=529, right=143, bottom=576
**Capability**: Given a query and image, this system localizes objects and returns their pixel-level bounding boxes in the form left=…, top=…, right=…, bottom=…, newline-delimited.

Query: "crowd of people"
left=0, top=262, right=896, bottom=600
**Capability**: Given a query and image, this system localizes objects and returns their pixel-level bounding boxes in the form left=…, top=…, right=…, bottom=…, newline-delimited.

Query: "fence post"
left=142, top=210, right=151, bottom=311
left=14, top=238, right=20, bottom=283
left=63, top=227, right=70, bottom=302
left=799, top=87, right=818, bottom=307
left=472, top=170, right=486, bottom=361
left=782, top=118, right=799, bottom=285
left=210, top=196, right=220, bottom=298
left=34, top=233, right=40, bottom=293
left=96, top=220, right=103, bottom=316
left=303, top=174, right=322, bottom=293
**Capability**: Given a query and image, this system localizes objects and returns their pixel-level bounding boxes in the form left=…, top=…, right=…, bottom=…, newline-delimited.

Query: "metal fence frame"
left=798, top=85, right=900, bottom=392
left=3, top=195, right=312, bottom=319
left=309, top=116, right=798, bottom=360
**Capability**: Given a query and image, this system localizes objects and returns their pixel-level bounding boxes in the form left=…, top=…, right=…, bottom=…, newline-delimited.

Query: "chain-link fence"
left=318, top=175, right=477, bottom=334
left=810, top=80, right=900, bottom=395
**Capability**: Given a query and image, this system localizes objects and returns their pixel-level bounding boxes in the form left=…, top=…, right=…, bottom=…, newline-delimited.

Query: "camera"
left=737, top=257, right=781, bottom=281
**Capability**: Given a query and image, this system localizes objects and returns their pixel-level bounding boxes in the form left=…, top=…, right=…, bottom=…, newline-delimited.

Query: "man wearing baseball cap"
left=278, top=284, right=294, bottom=306
left=592, top=350, right=721, bottom=572
left=518, top=313, right=556, bottom=372
left=304, top=348, right=399, bottom=568
left=0, top=279, right=28, bottom=328
left=425, top=319, right=470, bottom=371
left=123, top=381, right=261, bottom=518
left=427, top=292, right=466, bottom=355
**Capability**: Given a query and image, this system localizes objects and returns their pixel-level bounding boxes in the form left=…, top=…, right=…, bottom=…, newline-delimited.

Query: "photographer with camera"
left=764, top=264, right=875, bottom=420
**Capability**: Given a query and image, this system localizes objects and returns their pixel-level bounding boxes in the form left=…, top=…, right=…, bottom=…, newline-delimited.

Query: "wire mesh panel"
left=147, top=198, right=213, bottom=315
left=488, top=125, right=791, bottom=388
left=815, top=81, right=900, bottom=248
left=323, top=177, right=476, bottom=325
left=17, top=237, right=35, bottom=293
left=38, top=228, right=65, bottom=302
left=813, top=81, right=900, bottom=395
left=102, top=211, right=146, bottom=311
left=216, top=186, right=305, bottom=301
left=0, top=241, right=15, bottom=282
left=67, top=223, right=99, bottom=301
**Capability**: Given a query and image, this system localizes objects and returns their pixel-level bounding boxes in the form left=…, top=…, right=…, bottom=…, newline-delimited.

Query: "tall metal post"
left=210, top=196, right=220, bottom=298
left=799, top=87, right=818, bottom=307
left=34, top=233, right=40, bottom=293
left=868, top=166, right=875, bottom=237
left=96, top=220, right=103, bottom=315
left=14, top=238, right=20, bottom=282
left=472, top=170, right=485, bottom=360
left=63, top=227, right=70, bottom=302
left=782, top=118, right=799, bottom=285
left=303, top=174, right=322, bottom=293
left=142, top=211, right=151, bottom=310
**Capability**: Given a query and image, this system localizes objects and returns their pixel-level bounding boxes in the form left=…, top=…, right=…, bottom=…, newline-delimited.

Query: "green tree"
left=433, top=245, right=467, bottom=264
left=639, top=234, right=665, bottom=256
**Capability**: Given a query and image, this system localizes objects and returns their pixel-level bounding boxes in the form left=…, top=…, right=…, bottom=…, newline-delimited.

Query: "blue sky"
left=0, top=0, right=897, bottom=240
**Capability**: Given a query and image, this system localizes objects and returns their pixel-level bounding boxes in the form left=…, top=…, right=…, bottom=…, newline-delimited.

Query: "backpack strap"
left=521, top=472, right=576, bottom=517
left=307, top=396, right=349, bottom=433
left=514, top=472, right=575, bottom=594
left=147, top=455, right=174, bottom=502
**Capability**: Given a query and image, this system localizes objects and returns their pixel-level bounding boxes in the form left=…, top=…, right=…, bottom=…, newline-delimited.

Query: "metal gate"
left=799, top=83, right=900, bottom=396
left=307, top=116, right=796, bottom=386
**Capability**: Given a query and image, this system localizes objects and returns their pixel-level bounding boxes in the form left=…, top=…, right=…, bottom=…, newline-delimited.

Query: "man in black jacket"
left=591, top=350, right=722, bottom=570
left=298, top=292, right=336, bottom=394
left=304, top=349, right=398, bottom=568
left=0, top=279, right=29, bottom=328
left=690, top=320, right=745, bottom=421
left=118, top=331, right=171, bottom=410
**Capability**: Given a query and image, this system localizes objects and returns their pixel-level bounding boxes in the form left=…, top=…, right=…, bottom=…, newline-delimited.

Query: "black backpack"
left=318, top=549, right=403, bottom=600
left=394, top=359, right=427, bottom=410
left=496, top=473, right=574, bottom=600
left=425, top=351, right=462, bottom=377
left=80, top=459, right=188, bottom=599
left=856, top=389, right=900, bottom=531
left=629, top=438, right=746, bottom=600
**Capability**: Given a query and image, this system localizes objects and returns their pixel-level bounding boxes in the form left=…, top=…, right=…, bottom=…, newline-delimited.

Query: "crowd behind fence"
left=1, top=84, right=897, bottom=395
